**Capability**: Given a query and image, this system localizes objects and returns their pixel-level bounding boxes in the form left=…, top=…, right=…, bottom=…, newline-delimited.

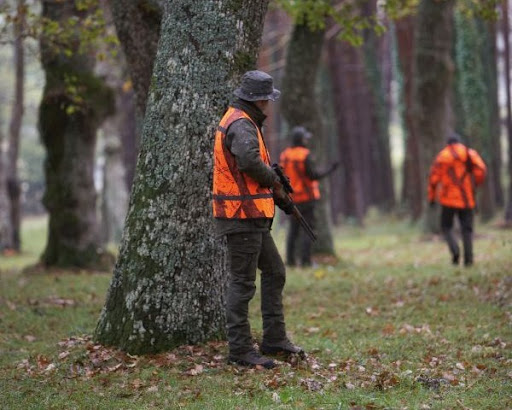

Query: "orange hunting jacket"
left=279, top=146, right=320, bottom=204
left=428, top=143, right=486, bottom=209
left=212, top=107, right=274, bottom=219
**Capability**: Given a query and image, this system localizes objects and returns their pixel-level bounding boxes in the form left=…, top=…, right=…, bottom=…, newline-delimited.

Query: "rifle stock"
left=272, top=163, right=317, bottom=242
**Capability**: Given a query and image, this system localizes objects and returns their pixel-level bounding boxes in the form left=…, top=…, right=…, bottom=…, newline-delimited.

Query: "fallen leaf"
left=58, top=351, right=70, bottom=360
left=24, top=335, right=36, bottom=342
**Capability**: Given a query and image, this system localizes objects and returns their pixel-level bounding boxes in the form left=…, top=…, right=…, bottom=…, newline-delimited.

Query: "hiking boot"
left=452, top=253, right=460, bottom=265
left=228, top=350, right=275, bottom=369
left=260, top=339, right=305, bottom=359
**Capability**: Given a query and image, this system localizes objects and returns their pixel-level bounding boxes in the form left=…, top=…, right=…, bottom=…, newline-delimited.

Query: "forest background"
left=0, top=0, right=511, bottom=408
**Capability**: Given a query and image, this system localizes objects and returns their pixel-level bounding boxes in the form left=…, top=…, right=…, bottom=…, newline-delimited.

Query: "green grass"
left=1, top=215, right=511, bottom=409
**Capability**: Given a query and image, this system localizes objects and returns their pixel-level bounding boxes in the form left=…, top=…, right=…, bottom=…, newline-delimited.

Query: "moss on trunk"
left=95, top=0, right=270, bottom=354
left=39, top=1, right=114, bottom=269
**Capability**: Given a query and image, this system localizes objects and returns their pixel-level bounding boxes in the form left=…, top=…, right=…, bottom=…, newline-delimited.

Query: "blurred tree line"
left=0, top=0, right=509, bottom=352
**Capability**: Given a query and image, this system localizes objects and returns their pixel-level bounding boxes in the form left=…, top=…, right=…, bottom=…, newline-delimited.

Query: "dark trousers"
left=225, top=230, right=287, bottom=355
left=441, top=206, right=474, bottom=265
left=286, top=202, right=315, bottom=266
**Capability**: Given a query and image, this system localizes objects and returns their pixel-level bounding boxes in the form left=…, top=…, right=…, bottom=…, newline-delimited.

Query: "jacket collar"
left=230, top=98, right=267, bottom=128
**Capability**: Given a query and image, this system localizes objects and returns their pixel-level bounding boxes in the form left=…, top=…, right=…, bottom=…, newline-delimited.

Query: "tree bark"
left=503, top=0, right=512, bottom=223
left=108, top=0, right=162, bottom=121
left=413, top=0, right=455, bottom=230
left=95, top=0, right=270, bottom=354
left=280, top=23, right=335, bottom=255
left=0, top=118, right=13, bottom=251
left=39, top=1, right=115, bottom=268
left=479, top=20, right=503, bottom=207
left=395, top=15, right=423, bottom=220
left=326, top=33, right=367, bottom=224
left=7, top=0, right=25, bottom=252
left=107, top=0, right=162, bottom=191
left=361, top=1, right=395, bottom=211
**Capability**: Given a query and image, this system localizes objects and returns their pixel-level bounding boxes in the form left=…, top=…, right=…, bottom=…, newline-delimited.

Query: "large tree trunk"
left=280, top=23, right=335, bottom=255
left=454, top=11, right=496, bottom=221
left=6, top=0, right=25, bottom=252
left=503, top=0, right=512, bottom=224
left=107, top=0, right=162, bottom=190
left=95, top=0, right=270, bottom=354
left=108, top=0, right=162, bottom=120
left=39, top=1, right=114, bottom=268
left=395, top=16, right=423, bottom=220
left=413, top=0, right=455, bottom=230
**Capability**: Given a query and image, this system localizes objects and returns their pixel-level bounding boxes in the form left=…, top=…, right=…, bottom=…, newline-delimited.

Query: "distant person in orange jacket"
left=427, top=132, right=487, bottom=266
left=279, top=126, right=338, bottom=267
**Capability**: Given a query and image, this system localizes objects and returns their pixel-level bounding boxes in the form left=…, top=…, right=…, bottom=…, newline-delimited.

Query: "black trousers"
left=440, top=206, right=474, bottom=265
left=286, top=202, right=316, bottom=266
left=225, top=230, right=287, bottom=355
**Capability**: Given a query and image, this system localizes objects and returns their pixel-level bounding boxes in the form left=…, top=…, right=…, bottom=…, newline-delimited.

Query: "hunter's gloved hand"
left=329, top=161, right=340, bottom=173
left=273, top=181, right=294, bottom=215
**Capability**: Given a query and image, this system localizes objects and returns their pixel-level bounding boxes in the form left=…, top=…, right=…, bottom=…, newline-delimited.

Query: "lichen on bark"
left=95, top=0, right=270, bottom=354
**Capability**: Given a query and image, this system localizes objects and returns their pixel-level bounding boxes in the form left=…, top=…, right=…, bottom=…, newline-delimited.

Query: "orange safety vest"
left=428, top=143, right=487, bottom=209
left=212, top=107, right=275, bottom=219
left=279, top=146, right=320, bottom=204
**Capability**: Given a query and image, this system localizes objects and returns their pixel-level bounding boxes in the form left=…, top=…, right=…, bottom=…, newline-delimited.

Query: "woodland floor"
left=0, top=214, right=511, bottom=409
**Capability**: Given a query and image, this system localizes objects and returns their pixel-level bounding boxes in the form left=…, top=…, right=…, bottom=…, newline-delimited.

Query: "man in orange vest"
left=213, top=70, right=303, bottom=369
left=279, top=126, right=338, bottom=267
left=428, top=132, right=487, bottom=266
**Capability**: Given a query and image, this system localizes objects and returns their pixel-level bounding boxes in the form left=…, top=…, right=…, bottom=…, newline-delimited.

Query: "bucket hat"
left=233, top=70, right=281, bottom=102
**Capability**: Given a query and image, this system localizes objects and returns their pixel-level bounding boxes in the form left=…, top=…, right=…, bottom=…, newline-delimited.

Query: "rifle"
left=465, top=146, right=478, bottom=213
left=272, top=163, right=317, bottom=242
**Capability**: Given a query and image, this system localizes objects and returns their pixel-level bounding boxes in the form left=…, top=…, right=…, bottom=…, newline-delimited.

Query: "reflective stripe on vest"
left=279, top=146, right=320, bottom=204
left=212, top=107, right=275, bottom=219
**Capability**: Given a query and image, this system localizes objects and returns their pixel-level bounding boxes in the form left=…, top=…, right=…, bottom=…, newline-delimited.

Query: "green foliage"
left=383, top=0, right=419, bottom=19
left=274, top=0, right=499, bottom=47
left=456, top=0, right=500, bottom=20
left=275, top=0, right=386, bottom=46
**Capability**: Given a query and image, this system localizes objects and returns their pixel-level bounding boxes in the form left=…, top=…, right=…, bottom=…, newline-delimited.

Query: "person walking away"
left=212, top=70, right=304, bottom=369
left=427, top=132, right=487, bottom=266
left=279, top=126, right=338, bottom=267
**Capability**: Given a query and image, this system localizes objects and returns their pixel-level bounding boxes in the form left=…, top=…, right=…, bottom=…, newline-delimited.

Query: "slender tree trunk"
left=362, top=1, right=395, bottom=211
left=95, top=0, right=270, bottom=354
left=327, top=34, right=366, bottom=223
left=118, top=84, right=138, bottom=191
left=413, top=0, right=455, bottom=230
left=280, top=23, right=335, bottom=255
left=7, top=0, right=25, bottom=252
left=503, top=0, right=512, bottom=223
left=257, top=8, right=291, bottom=162
left=395, top=16, right=423, bottom=220
left=0, top=117, right=13, bottom=251
left=480, top=20, right=504, bottom=207
left=39, top=1, right=115, bottom=268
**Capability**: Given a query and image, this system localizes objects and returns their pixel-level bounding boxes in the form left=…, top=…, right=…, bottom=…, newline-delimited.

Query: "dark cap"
left=233, top=70, right=281, bottom=102
left=290, top=126, right=312, bottom=146
left=446, top=131, right=462, bottom=144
